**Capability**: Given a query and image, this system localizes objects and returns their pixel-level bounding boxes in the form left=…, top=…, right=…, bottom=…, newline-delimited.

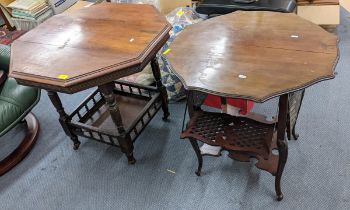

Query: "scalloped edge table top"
left=166, top=11, right=339, bottom=102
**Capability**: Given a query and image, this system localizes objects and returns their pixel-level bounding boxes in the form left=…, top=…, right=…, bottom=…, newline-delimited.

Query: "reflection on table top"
left=167, top=11, right=338, bottom=102
left=9, top=3, right=171, bottom=93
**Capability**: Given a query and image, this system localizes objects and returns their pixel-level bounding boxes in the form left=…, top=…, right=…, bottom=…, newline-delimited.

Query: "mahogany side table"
left=166, top=11, right=339, bottom=200
left=9, top=3, right=171, bottom=164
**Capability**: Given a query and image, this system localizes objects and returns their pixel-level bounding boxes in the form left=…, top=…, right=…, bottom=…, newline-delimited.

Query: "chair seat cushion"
left=196, top=0, right=297, bottom=15
left=0, top=78, right=40, bottom=136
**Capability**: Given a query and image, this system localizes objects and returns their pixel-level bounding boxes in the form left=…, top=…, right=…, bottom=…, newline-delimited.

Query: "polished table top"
left=9, top=3, right=171, bottom=93
left=166, top=11, right=338, bottom=102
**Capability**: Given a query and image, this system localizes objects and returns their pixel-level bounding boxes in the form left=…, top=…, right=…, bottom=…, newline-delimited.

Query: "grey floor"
left=1, top=8, right=350, bottom=210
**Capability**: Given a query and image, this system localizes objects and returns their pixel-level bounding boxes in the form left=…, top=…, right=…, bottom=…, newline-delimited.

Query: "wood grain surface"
left=9, top=3, right=171, bottom=93
left=166, top=11, right=338, bottom=102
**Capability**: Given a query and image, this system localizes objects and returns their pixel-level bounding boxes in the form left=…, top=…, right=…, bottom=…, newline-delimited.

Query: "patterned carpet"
left=0, top=8, right=349, bottom=210
left=0, top=28, right=25, bottom=45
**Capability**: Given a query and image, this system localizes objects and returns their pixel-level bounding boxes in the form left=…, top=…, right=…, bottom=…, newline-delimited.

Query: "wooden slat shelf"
left=69, top=80, right=162, bottom=147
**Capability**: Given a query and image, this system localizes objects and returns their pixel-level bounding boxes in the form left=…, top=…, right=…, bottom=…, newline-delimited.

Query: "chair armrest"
left=0, top=45, right=10, bottom=73
left=0, top=70, right=7, bottom=85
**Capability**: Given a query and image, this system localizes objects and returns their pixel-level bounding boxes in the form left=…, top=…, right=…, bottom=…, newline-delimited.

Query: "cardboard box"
left=159, top=0, right=191, bottom=14
left=340, top=0, right=350, bottom=12
left=297, top=5, right=340, bottom=25
left=297, top=0, right=339, bottom=6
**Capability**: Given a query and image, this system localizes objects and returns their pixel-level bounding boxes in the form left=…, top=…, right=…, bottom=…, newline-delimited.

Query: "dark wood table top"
left=9, top=3, right=171, bottom=93
left=166, top=11, right=339, bottom=102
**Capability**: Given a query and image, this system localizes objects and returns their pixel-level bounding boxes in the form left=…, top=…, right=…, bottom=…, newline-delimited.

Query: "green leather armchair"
left=0, top=44, right=40, bottom=175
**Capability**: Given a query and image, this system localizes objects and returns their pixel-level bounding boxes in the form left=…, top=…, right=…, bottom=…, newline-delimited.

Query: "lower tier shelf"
left=68, top=80, right=162, bottom=146
left=182, top=110, right=279, bottom=175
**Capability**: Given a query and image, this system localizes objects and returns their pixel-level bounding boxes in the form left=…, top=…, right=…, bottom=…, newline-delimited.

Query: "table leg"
left=275, top=94, right=289, bottom=201
left=150, top=57, right=170, bottom=120
left=187, top=91, right=195, bottom=117
left=187, top=90, right=207, bottom=117
left=190, top=138, right=203, bottom=176
left=187, top=91, right=203, bottom=176
left=47, top=91, right=81, bottom=150
left=98, top=82, right=136, bottom=164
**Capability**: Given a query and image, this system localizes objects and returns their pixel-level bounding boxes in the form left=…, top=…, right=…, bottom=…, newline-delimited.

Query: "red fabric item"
left=0, top=29, right=26, bottom=45
left=203, top=94, right=254, bottom=115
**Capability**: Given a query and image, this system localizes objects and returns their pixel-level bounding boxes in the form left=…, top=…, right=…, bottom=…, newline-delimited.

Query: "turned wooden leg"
left=98, top=82, right=136, bottom=164
left=47, top=91, right=81, bottom=150
left=190, top=138, right=203, bottom=176
left=150, top=57, right=170, bottom=120
left=275, top=94, right=289, bottom=201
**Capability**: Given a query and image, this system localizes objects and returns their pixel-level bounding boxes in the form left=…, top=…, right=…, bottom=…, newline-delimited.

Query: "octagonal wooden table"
left=9, top=3, right=171, bottom=164
left=166, top=11, right=339, bottom=200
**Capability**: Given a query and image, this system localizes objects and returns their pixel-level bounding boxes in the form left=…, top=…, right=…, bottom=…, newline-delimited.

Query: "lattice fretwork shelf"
left=181, top=110, right=279, bottom=175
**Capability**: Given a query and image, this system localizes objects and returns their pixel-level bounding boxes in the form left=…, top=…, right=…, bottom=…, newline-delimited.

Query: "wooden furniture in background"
left=10, top=3, right=171, bottom=164
left=0, top=0, right=15, bottom=30
left=166, top=11, right=338, bottom=200
left=340, top=0, right=350, bottom=12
